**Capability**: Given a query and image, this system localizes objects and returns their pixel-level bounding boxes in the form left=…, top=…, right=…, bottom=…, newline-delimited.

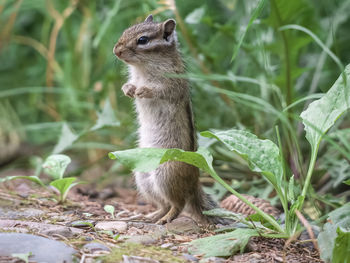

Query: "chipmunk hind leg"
left=135, top=171, right=170, bottom=222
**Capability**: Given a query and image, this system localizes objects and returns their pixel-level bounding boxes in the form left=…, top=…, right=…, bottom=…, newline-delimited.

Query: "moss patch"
left=100, top=243, right=185, bottom=263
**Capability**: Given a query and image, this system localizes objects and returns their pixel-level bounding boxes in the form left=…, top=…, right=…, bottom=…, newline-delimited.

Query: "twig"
left=0, top=0, right=23, bottom=50
left=295, top=209, right=319, bottom=253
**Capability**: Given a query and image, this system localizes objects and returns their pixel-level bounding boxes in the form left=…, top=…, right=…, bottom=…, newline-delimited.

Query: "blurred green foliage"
left=0, top=0, right=350, bottom=213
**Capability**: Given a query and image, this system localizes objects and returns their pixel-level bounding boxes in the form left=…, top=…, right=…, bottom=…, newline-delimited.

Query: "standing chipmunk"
left=113, top=15, right=223, bottom=224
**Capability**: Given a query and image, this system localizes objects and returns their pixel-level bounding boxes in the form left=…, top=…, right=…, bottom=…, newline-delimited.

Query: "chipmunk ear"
left=144, top=14, right=153, bottom=23
left=162, top=19, right=176, bottom=40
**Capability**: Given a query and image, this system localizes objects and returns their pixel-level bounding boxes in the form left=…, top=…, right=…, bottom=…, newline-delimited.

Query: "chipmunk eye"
left=137, top=36, right=149, bottom=45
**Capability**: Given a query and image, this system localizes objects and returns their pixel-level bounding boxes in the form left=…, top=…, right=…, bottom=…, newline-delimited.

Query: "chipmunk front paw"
left=122, top=83, right=137, bottom=98
left=135, top=86, right=154, bottom=98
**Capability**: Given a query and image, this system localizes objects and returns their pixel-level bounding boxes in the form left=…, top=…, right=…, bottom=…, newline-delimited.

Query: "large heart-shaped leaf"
left=301, top=64, right=350, bottom=152
left=200, top=129, right=283, bottom=192
left=108, top=148, right=168, bottom=173
left=108, top=147, right=215, bottom=174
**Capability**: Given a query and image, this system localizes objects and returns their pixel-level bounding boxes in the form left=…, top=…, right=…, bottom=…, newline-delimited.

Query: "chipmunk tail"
left=189, top=185, right=231, bottom=225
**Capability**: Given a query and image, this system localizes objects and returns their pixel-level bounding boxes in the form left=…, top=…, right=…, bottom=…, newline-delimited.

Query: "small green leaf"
left=11, top=252, right=32, bottom=263
left=52, top=123, right=79, bottom=154
left=50, top=177, right=80, bottom=202
left=343, top=179, right=350, bottom=186
left=332, top=228, right=350, bottom=263
left=104, top=205, right=115, bottom=219
left=0, top=175, right=45, bottom=187
left=301, top=64, right=350, bottom=152
left=91, top=99, right=120, bottom=131
left=42, top=154, right=71, bottom=180
left=188, top=228, right=258, bottom=257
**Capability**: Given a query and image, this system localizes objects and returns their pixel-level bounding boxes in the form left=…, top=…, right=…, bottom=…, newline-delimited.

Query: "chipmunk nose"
left=113, top=45, right=122, bottom=57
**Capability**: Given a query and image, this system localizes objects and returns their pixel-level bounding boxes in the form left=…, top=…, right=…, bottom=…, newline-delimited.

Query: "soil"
left=0, top=173, right=323, bottom=263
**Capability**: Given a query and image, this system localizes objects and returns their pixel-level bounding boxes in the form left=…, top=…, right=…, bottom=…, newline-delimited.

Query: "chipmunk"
left=113, top=15, right=223, bottom=224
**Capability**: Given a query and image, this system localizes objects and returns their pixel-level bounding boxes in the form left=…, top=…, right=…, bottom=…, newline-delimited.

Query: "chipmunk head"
left=113, top=15, right=177, bottom=66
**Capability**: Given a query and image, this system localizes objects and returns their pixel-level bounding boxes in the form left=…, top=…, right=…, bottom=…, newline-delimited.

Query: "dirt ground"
left=0, top=172, right=322, bottom=263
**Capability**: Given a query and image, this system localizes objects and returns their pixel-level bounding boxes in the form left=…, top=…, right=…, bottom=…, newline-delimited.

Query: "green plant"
left=1, top=154, right=82, bottom=203
left=104, top=204, right=116, bottom=219
left=50, top=177, right=81, bottom=203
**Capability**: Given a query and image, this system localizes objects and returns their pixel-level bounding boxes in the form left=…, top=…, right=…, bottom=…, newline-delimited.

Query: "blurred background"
left=1, top=0, right=350, bottom=215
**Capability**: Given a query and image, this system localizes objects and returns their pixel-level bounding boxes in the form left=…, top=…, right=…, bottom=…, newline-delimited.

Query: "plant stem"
left=291, top=146, right=318, bottom=233
left=300, top=147, right=318, bottom=200
left=209, top=168, right=285, bottom=234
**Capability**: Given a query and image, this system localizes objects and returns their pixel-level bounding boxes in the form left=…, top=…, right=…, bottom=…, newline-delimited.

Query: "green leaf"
left=91, top=99, right=120, bottom=131
left=200, top=129, right=283, bottom=191
left=11, top=252, right=32, bottom=263
left=52, top=123, right=79, bottom=154
left=108, top=148, right=168, bottom=173
left=188, top=228, right=258, bottom=257
left=0, top=175, right=45, bottom=187
left=50, top=177, right=80, bottom=202
left=344, top=179, right=350, bottom=186
left=42, top=154, right=71, bottom=180
left=318, top=203, right=350, bottom=262
left=301, top=64, right=350, bottom=152
left=327, top=159, right=350, bottom=188
left=332, top=228, right=350, bottom=263
left=297, top=65, right=350, bottom=215
left=104, top=205, right=115, bottom=219
left=109, top=147, right=215, bottom=176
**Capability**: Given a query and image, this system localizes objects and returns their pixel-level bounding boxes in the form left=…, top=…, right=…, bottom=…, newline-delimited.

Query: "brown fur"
left=114, top=15, right=223, bottom=224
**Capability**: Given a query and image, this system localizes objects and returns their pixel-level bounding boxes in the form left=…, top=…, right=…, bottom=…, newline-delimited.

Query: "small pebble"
left=83, top=242, right=111, bottom=253
left=160, top=243, right=174, bottom=249
left=95, top=221, right=128, bottom=232
left=170, top=246, right=178, bottom=251
left=182, top=253, right=199, bottom=262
